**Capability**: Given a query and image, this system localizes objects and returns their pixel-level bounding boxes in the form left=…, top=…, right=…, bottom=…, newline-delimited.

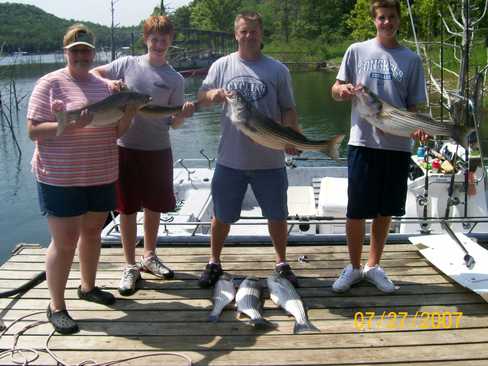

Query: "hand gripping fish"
left=266, top=273, right=319, bottom=334
left=236, top=276, right=275, bottom=329
left=225, top=91, right=344, bottom=159
left=54, top=91, right=151, bottom=136
left=354, top=86, right=473, bottom=147
left=208, top=274, right=235, bottom=323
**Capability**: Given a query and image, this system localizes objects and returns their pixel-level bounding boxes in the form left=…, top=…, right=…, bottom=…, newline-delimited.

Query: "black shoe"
left=78, top=286, right=116, bottom=305
left=47, top=305, right=79, bottom=334
left=198, top=263, right=223, bottom=288
left=275, top=263, right=299, bottom=287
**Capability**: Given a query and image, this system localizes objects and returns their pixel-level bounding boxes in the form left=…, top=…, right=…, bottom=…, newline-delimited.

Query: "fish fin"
left=321, top=134, right=345, bottom=160
left=208, top=314, right=220, bottom=323
left=293, top=320, right=320, bottom=334
left=251, top=318, right=276, bottom=330
left=55, top=111, right=68, bottom=136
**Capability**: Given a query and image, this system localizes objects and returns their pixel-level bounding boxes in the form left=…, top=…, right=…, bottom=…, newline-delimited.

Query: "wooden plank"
left=3, top=328, right=488, bottom=351
left=3, top=344, right=488, bottom=366
left=0, top=267, right=443, bottom=280
left=3, top=314, right=488, bottom=337
left=0, top=284, right=470, bottom=301
left=0, top=293, right=484, bottom=311
left=16, top=243, right=420, bottom=256
left=2, top=304, right=486, bottom=323
left=6, top=251, right=424, bottom=263
left=0, top=274, right=455, bottom=290
left=0, top=259, right=432, bottom=273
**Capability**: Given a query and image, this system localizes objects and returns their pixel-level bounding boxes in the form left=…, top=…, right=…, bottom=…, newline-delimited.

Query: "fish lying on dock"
left=208, top=273, right=235, bottom=323
left=236, top=277, right=274, bottom=329
left=354, top=86, right=473, bottom=146
left=225, top=91, right=344, bottom=160
left=266, top=273, right=319, bottom=334
left=55, top=91, right=151, bottom=135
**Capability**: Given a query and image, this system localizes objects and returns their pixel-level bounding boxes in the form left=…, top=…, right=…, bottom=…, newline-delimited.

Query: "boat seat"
left=287, top=186, right=316, bottom=234
left=317, top=177, right=348, bottom=234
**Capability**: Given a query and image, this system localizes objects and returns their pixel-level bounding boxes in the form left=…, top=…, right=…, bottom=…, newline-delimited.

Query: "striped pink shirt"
left=27, top=68, right=118, bottom=187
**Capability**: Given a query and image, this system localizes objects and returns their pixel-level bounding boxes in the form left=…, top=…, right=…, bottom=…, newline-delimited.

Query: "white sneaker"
left=332, top=264, right=363, bottom=292
left=118, top=264, right=141, bottom=296
left=363, top=264, right=396, bottom=293
left=140, top=255, right=175, bottom=279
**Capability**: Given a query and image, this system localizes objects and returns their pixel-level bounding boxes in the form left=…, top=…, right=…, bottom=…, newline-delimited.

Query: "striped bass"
left=266, top=273, right=319, bottom=334
left=55, top=91, right=151, bottom=136
left=208, top=274, right=235, bottom=323
left=354, top=86, right=473, bottom=146
left=236, top=277, right=274, bottom=329
left=225, top=92, right=344, bottom=160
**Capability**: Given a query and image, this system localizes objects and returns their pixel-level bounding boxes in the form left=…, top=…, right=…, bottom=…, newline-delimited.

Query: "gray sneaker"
left=140, top=255, right=175, bottom=279
left=118, top=264, right=141, bottom=296
left=332, top=264, right=363, bottom=293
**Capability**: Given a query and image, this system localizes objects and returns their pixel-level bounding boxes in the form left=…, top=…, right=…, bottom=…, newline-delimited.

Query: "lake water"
left=0, top=69, right=351, bottom=264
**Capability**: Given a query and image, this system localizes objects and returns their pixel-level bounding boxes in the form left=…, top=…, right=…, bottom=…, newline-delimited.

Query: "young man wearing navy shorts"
left=331, top=0, right=428, bottom=293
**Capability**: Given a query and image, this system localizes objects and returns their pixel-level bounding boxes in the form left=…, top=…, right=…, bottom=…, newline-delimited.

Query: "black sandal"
left=46, top=305, right=79, bottom=334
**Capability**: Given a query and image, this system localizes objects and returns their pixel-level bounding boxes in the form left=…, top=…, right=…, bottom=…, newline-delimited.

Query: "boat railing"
left=103, top=215, right=488, bottom=237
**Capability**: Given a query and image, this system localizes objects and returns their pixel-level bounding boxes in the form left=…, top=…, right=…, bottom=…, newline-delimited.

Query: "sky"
left=0, top=0, right=192, bottom=26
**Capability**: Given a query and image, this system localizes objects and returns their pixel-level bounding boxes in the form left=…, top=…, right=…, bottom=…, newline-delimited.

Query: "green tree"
left=190, top=0, right=242, bottom=32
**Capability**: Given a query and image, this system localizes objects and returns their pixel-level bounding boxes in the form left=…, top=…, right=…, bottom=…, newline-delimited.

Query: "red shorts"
left=116, top=146, right=176, bottom=214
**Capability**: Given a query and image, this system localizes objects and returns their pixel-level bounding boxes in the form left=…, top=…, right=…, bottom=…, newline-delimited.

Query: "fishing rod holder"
left=199, top=149, right=215, bottom=170
left=176, top=158, right=196, bottom=181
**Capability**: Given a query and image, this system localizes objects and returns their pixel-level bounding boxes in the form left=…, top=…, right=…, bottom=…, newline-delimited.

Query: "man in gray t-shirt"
left=330, top=0, right=427, bottom=294
left=197, top=11, right=302, bottom=288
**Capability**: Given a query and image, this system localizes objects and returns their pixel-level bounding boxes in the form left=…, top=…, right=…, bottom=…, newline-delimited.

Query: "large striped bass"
left=55, top=91, right=151, bottom=136
left=354, top=86, right=472, bottom=146
left=225, top=92, right=344, bottom=159
left=236, top=276, right=274, bottom=329
left=266, top=273, right=319, bottom=334
left=208, top=273, right=235, bottom=323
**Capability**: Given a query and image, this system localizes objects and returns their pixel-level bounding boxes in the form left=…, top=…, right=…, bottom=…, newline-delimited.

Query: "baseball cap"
left=64, top=27, right=95, bottom=49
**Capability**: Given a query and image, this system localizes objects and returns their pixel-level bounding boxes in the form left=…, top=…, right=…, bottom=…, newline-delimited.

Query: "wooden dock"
left=1, top=243, right=488, bottom=365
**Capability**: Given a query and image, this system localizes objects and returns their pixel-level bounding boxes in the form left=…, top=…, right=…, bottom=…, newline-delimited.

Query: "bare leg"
left=210, top=217, right=230, bottom=263
left=368, top=215, right=391, bottom=267
left=120, top=213, right=137, bottom=265
left=268, top=219, right=287, bottom=263
left=78, top=211, right=109, bottom=293
left=46, top=216, right=81, bottom=311
left=143, top=208, right=160, bottom=258
left=346, top=218, right=366, bottom=269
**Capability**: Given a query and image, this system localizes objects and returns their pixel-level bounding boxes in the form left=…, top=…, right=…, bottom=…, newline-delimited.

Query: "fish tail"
left=321, top=134, right=345, bottom=160
left=207, top=313, right=220, bottom=323
left=293, top=320, right=320, bottom=334
left=54, top=111, right=68, bottom=136
left=251, top=318, right=276, bottom=330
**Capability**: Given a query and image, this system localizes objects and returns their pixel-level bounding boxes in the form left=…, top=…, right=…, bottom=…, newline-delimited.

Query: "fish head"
left=354, top=86, right=382, bottom=119
left=225, top=91, right=250, bottom=124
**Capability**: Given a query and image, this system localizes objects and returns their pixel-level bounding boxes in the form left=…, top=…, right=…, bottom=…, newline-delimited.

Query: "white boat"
left=101, top=143, right=488, bottom=245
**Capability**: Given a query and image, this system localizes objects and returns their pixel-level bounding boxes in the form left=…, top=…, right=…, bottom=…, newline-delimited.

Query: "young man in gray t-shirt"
left=331, top=0, right=427, bottom=293
left=197, top=11, right=302, bottom=288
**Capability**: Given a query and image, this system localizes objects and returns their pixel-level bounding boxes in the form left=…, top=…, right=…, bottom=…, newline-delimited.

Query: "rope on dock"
left=0, top=311, right=194, bottom=365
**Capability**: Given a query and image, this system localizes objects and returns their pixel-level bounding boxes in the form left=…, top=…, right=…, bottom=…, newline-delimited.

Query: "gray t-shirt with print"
left=337, top=38, right=426, bottom=152
left=104, top=55, right=184, bottom=151
left=200, top=52, right=295, bottom=170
